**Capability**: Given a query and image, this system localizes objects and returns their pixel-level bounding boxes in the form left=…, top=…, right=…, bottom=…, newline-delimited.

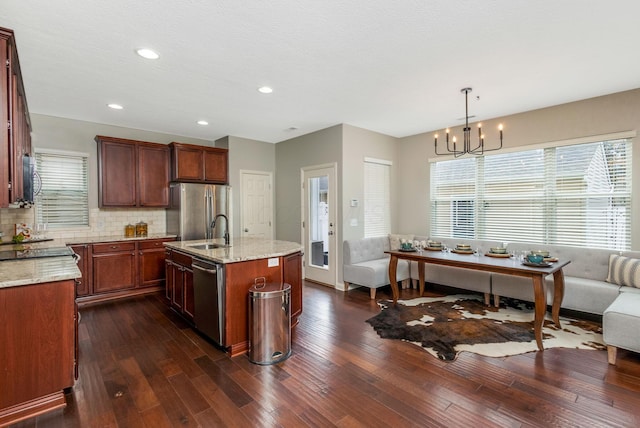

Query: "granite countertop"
left=0, top=256, right=81, bottom=289
left=165, top=237, right=303, bottom=264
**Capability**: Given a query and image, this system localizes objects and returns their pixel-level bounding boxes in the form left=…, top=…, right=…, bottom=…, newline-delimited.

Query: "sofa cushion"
left=606, top=254, right=640, bottom=288
left=343, top=258, right=410, bottom=289
left=389, top=234, right=414, bottom=250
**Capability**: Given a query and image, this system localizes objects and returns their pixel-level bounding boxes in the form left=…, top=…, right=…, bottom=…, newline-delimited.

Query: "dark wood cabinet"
left=170, top=141, right=228, bottom=184
left=0, top=279, right=76, bottom=426
left=1, top=27, right=32, bottom=208
left=165, top=249, right=194, bottom=323
left=283, top=251, right=303, bottom=324
left=92, top=242, right=137, bottom=294
left=74, top=238, right=174, bottom=304
left=139, top=239, right=170, bottom=288
left=69, top=244, right=91, bottom=296
left=96, top=136, right=170, bottom=208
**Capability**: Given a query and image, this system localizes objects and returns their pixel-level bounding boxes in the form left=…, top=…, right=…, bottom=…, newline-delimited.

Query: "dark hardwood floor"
left=12, top=282, right=640, bottom=427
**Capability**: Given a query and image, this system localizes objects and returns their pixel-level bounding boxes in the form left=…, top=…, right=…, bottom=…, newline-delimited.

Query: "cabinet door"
left=183, top=267, right=195, bottom=323
left=138, top=144, right=170, bottom=207
left=138, top=240, right=171, bottom=287
left=0, top=280, right=75, bottom=409
left=0, top=37, right=9, bottom=207
left=97, top=140, right=137, bottom=207
left=203, top=148, right=228, bottom=183
left=172, top=144, right=204, bottom=181
left=172, top=265, right=185, bottom=311
left=92, top=242, right=137, bottom=293
left=283, top=252, right=303, bottom=319
left=69, top=244, right=91, bottom=296
left=165, top=256, right=174, bottom=302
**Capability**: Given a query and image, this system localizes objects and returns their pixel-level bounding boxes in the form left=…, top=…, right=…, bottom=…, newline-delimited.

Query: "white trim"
left=428, top=130, right=636, bottom=163
left=33, top=147, right=90, bottom=158
left=364, top=157, right=393, bottom=166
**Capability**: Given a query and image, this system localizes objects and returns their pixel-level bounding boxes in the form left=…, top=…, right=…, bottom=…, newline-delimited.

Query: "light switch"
left=350, top=199, right=358, bottom=207
left=268, top=257, right=279, bottom=267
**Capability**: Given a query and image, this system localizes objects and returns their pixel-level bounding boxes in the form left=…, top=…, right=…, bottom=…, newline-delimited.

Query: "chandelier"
left=434, top=87, right=503, bottom=157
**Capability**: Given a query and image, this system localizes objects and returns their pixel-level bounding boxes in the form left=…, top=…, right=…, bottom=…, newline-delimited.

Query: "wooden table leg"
left=418, top=261, right=425, bottom=297
left=532, top=274, right=547, bottom=351
left=552, top=269, right=565, bottom=327
left=388, top=254, right=399, bottom=304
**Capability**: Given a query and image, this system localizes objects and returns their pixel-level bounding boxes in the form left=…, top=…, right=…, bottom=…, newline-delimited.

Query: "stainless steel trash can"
left=248, top=281, right=291, bottom=365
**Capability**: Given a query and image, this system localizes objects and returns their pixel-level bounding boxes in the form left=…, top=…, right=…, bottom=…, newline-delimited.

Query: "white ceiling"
left=3, top=1, right=640, bottom=143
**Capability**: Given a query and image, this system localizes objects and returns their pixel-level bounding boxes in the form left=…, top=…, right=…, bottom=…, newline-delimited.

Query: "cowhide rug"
left=366, top=294, right=605, bottom=362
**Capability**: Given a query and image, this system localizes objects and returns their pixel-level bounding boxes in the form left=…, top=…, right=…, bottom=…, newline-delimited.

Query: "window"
left=34, top=149, right=89, bottom=228
left=364, top=158, right=391, bottom=237
left=430, top=137, right=632, bottom=250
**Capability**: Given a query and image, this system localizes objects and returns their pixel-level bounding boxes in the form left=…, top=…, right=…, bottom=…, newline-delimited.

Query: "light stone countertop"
left=165, top=237, right=303, bottom=264
left=0, top=256, right=81, bottom=289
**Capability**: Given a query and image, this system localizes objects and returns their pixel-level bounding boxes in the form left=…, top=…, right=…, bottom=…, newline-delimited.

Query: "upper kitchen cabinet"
left=1, top=27, right=32, bottom=207
left=169, top=142, right=228, bottom=184
left=96, top=136, right=170, bottom=208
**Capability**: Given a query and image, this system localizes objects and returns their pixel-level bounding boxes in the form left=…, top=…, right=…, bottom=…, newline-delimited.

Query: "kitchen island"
left=164, top=237, right=303, bottom=357
left=0, top=255, right=81, bottom=426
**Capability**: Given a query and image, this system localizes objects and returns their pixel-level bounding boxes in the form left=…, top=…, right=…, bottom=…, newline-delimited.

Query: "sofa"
left=343, top=234, right=640, bottom=363
left=342, top=236, right=411, bottom=299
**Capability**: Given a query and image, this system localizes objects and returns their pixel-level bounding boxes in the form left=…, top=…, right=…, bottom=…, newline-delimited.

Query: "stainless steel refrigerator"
left=166, top=183, right=232, bottom=241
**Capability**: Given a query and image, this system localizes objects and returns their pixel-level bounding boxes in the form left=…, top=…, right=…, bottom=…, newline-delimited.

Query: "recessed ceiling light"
left=258, top=86, right=273, bottom=94
left=136, top=48, right=159, bottom=60
left=197, top=120, right=209, bottom=126
left=107, top=103, right=123, bottom=110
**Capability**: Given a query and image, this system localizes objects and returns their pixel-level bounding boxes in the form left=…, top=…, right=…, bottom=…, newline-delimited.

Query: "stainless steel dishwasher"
left=192, top=258, right=225, bottom=346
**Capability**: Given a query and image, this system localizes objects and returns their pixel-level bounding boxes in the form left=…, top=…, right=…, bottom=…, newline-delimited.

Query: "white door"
left=302, top=164, right=337, bottom=286
left=240, top=170, right=273, bottom=238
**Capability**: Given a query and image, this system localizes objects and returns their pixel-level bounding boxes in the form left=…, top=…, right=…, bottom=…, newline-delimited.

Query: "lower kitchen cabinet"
left=92, top=242, right=137, bottom=294
left=283, top=251, right=303, bottom=324
left=165, top=249, right=194, bottom=323
left=71, top=237, right=175, bottom=304
left=0, top=279, right=77, bottom=426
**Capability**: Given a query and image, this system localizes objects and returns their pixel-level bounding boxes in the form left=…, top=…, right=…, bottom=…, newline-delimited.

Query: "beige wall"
left=398, top=87, right=640, bottom=248
left=29, top=115, right=278, bottom=241
left=275, top=125, right=343, bottom=244
left=341, top=124, right=400, bottom=242
left=224, top=135, right=276, bottom=238
left=31, top=114, right=215, bottom=209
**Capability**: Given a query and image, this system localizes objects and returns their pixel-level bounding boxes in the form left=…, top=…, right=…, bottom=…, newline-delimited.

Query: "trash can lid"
left=249, top=282, right=291, bottom=297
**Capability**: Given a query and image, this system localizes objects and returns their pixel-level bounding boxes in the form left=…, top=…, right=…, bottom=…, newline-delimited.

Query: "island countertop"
left=0, top=256, right=81, bottom=289
left=164, top=237, right=303, bottom=264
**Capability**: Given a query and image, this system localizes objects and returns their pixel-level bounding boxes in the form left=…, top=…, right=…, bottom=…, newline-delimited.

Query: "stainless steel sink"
left=189, top=243, right=228, bottom=250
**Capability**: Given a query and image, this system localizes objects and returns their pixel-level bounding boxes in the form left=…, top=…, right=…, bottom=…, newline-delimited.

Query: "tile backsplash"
left=0, top=207, right=167, bottom=242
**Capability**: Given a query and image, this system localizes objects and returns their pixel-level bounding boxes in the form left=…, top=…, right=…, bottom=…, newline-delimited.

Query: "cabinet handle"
left=132, top=252, right=136, bottom=256
left=111, top=245, right=118, bottom=249
left=155, top=242, right=161, bottom=246
left=140, top=251, right=143, bottom=255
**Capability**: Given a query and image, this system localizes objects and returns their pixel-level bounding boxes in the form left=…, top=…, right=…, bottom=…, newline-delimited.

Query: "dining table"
left=386, top=248, right=571, bottom=351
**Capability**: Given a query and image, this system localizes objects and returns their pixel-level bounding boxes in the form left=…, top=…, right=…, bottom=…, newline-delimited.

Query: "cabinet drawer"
left=170, top=250, right=192, bottom=267
left=92, top=242, right=136, bottom=254
left=139, top=238, right=174, bottom=250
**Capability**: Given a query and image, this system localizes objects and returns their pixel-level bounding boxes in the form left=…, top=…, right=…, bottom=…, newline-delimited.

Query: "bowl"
left=531, top=250, right=550, bottom=257
left=428, top=241, right=442, bottom=248
left=490, top=247, right=507, bottom=254
left=527, top=254, right=545, bottom=264
left=401, top=242, right=413, bottom=250
left=456, top=244, right=471, bottom=250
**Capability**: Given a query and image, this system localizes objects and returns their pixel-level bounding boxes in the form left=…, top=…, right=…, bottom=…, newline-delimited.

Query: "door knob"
left=328, top=231, right=334, bottom=236
left=244, top=228, right=249, bottom=232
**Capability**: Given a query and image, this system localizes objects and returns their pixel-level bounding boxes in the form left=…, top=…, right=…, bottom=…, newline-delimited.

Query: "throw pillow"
left=388, top=234, right=414, bottom=250
left=606, top=254, right=640, bottom=288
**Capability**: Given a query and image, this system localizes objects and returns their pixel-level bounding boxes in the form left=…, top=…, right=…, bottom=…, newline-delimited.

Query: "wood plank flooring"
left=11, top=282, right=640, bottom=427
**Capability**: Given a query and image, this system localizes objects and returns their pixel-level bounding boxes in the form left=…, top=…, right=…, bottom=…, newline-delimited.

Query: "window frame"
left=34, top=148, right=90, bottom=229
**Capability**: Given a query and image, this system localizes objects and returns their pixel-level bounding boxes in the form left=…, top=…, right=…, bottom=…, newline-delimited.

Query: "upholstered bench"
left=603, top=292, right=640, bottom=365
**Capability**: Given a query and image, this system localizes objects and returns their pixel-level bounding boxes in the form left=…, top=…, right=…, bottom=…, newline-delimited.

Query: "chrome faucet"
left=211, top=214, right=230, bottom=246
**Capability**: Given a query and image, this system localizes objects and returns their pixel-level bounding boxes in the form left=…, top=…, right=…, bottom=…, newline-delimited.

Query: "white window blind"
left=34, top=150, right=89, bottom=228
left=364, top=158, right=391, bottom=237
left=430, top=138, right=632, bottom=250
